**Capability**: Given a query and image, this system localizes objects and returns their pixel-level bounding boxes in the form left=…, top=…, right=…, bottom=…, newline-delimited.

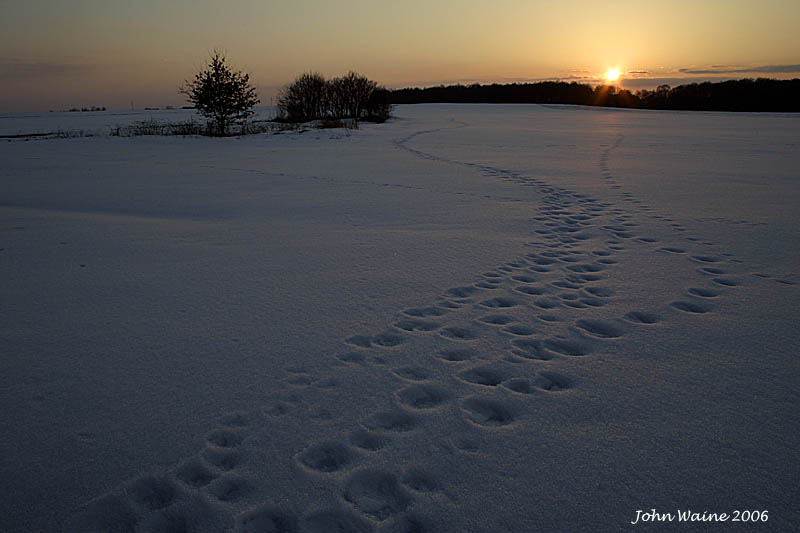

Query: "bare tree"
left=331, top=71, right=377, bottom=127
left=277, top=72, right=328, bottom=122
left=277, top=71, right=391, bottom=125
left=181, top=52, right=259, bottom=136
left=327, top=76, right=348, bottom=119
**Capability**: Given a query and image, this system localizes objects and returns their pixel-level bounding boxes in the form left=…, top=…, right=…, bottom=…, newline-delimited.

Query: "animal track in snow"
left=514, top=285, right=547, bottom=296
left=566, top=263, right=605, bottom=273
left=533, top=372, right=573, bottom=392
left=480, top=296, right=521, bottom=308
left=344, top=335, right=372, bottom=348
left=394, top=318, right=440, bottom=332
left=461, top=397, right=517, bottom=427
left=206, top=430, right=243, bottom=449
left=623, top=311, right=661, bottom=324
left=537, top=314, right=563, bottom=322
left=458, top=366, right=508, bottom=387
left=202, top=448, right=241, bottom=472
left=393, top=366, right=432, bottom=381
left=343, top=469, right=412, bottom=521
left=362, top=409, right=419, bottom=433
left=338, top=352, right=367, bottom=364
left=691, top=255, right=722, bottom=263
left=515, top=337, right=595, bottom=358
left=127, top=476, right=178, bottom=511
left=478, top=314, right=515, bottom=325
left=403, top=305, right=450, bottom=317
left=713, top=277, right=741, bottom=287
left=534, top=298, right=560, bottom=310
left=349, top=429, right=390, bottom=452
left=502, top=378, right=535, bottom=394
left=297, top=441, right=357, bottom=473
left=436, top=348, right=474, bottom=362
left=401, top=469, right=442, bottom=493
left=575, top=319, right=623, bottom=338
left=208, top=475, right=251, bottom=502
left=396, top=384, right=450, bottom=409
left=301, top=508, right=372, bottom=532
left=688, top=287, right=719, bottom=298
left=175, top=459, right=217, bottom=488
left=372, top=332, right=406, bottom=347
left=659, top=247, right=686, bottom=254
left=439, top=326, right=480, bottom=341
left=670, top=301, right=712, bottom=314
left=504, top=324, right=536, bottom=336
left=237, top=506, right=298, bottom=533
left=584, top=286, right=614, bottom=297
left=445, top=286, right=482, bottom=298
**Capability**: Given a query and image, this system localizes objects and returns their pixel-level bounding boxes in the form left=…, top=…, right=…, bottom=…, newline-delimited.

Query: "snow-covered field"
left=0, top=106, right=279, bottom=137
left=1, top=104, right=798, bottom=532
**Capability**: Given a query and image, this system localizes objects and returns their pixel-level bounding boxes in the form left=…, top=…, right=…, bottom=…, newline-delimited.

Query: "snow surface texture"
left=1, top=104, right=798, bottom=531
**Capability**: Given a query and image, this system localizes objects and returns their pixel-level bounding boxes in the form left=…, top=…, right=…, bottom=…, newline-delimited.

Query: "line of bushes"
left=108, top=119, right=308, bottom=137
left=276, top=71, right=393, bottom=126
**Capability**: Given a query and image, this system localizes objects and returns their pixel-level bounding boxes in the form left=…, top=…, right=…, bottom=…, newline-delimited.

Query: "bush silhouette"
left=278, top=71, right=392, bottom=126
left=365, top=88, right=393, bottom=123
left=181, top=52, right=259, bottom=136
left=330, top=72, right=377, bottom=123
left=277, top=72, right=329, bottom=123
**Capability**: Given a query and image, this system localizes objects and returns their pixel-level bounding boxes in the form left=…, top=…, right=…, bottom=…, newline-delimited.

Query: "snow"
left=1, top=104, right=798, bottom=531
left=0, top=106, right=278, bottom=137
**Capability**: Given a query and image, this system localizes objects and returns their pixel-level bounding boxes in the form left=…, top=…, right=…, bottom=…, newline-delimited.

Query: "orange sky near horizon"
left=1, top=0, right=798, bottom=111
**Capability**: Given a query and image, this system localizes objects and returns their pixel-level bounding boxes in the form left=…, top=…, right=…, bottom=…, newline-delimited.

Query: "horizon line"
left=2, top=75, right=799, bottom=114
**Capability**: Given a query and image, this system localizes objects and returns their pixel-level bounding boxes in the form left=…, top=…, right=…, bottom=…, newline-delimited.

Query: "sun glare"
left=606, top=68, right=620, bottom=82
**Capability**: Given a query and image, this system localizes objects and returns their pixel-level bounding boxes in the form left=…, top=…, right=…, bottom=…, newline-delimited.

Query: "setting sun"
left=606, top=68, right=620, bottom=81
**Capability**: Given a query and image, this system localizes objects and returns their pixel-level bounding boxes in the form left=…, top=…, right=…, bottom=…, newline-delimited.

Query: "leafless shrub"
left=277, top=71, right=392, bottom=126
left=110, top=120, right=204, bottom=137
left=108, top=119, right=300, bottom=137
left=276, top=72, right=329, bottom=123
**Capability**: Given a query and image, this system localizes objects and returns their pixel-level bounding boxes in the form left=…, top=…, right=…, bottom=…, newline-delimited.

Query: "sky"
left=1, top=0, right=798, bottom=112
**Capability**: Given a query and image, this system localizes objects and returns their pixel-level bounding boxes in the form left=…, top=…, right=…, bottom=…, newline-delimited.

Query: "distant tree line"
left=67, top=106, right=106, bottom=112
left=277, top=71, right=393, bottom=126
left=387, top=78, right=800, bottom=112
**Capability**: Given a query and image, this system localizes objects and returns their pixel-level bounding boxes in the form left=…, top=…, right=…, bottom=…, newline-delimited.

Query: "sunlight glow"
left=606, top=68, right=620, bottom=82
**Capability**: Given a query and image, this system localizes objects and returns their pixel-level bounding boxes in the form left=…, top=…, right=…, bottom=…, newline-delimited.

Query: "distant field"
left=0, top=106, right=279, bottom=137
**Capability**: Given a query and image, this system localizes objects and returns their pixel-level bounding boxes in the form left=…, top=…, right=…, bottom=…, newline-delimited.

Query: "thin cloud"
left=627, top=70, right=649, bottom=74
left=555, top=74, right=593, bottom=80
left=395, top=75, right=560, bottom=88
left=0, top=58, right=94, bottom=80
left=679, top=64, right=800, bottom=74
left=620, top=76, right=737, bottom=89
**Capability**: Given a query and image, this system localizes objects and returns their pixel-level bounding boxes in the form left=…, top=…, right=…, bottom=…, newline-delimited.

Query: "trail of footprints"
left=74, top=124, right=790, bottom=532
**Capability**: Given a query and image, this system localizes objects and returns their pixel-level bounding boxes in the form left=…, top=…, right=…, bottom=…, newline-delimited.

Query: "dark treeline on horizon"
left=387, top=78, right=800, bottom=112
